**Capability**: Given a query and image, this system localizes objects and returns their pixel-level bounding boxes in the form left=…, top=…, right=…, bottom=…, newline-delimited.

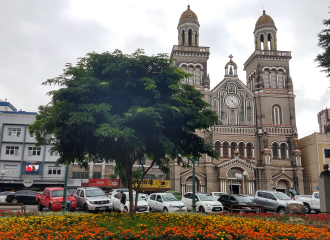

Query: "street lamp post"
left=61, top=164, right=69, bottom=212
left=243, top=171, right=248, bottom=194
left=188, top=157, right=199, bottom=213
left=0, top=170, right=5, bottom=180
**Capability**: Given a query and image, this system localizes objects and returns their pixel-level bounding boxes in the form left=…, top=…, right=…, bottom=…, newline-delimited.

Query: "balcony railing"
left=212, top=126, right=256, bottom=135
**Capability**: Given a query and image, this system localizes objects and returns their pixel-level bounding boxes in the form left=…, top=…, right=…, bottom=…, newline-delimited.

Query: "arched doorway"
left=227, top=167, right=244, bottom=194
left=276, top=180, right=289, bottom=195
left=186, top=177, right=199, bottom=192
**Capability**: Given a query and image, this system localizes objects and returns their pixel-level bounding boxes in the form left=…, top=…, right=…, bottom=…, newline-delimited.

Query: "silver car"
left=254, top=190, right=303, bottom=214
left=74, top=187, right=112, bottom=212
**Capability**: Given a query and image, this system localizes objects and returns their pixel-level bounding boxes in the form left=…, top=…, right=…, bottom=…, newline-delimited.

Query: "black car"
left=5, top=190, right=38, bottom=204
left=218, top=194, right=256, bottom=211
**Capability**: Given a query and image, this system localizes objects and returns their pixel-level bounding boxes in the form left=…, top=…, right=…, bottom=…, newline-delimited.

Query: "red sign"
left=89, top=179, right=120, bottom=187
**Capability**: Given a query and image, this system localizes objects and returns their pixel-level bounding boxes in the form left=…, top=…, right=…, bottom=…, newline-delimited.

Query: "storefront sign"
left=67, top=179, right=81, bottom=186
left=132, top=179, right=171, bottom=188
left=81, top=179, right=89, bottom=187
left=89, top=179, right=120, bottom=187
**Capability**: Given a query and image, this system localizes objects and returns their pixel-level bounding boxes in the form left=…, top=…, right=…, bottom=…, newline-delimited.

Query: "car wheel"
left=303, top=203, right=311, bottom=214
left=149, top=207, right=152, bottom=212
left=163, top=207, right=168, bottom=213
left=200, top=206, right=206, bottom=213
left=277, top=207, right=285, bottom=214
left=83, top=204, right=89, bottom=212
left=314, top=210, right=320, bottom=214
left=37, top=201, right=43, bottom=211
left=11, top=199, right=18, bottom=204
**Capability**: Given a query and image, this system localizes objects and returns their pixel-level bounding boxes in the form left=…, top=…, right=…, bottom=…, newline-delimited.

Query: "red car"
left=36, top=187, right=77, bottom=211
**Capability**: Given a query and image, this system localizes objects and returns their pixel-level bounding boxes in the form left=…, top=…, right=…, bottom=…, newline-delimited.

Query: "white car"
left=0, top=192, right=11, bottom=202
left=138, top=193, right=149, bottom=201
left=181, top=192, right=224, bottom=213
left=108, top=188, right=135, bottom=199
left=112, top=192, right=149, bottom=213
left=148, top=193, right=187, bottom=213
left=295, top=192, right=320, bottom=214
left=210, top=192, right=227, bottom=201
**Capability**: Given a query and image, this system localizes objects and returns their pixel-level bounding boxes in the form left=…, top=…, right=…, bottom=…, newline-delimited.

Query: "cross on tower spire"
left=229, top=54, right=233, bottom=60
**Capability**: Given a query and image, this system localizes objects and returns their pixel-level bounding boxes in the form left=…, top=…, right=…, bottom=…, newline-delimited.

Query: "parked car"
left=218, top=194, right=257, bottom=211
left=74, top=187, right=112, bottom=212
left=148, top=193, right=187, bottom=213
left=210, top=192, right=226, bottom=201
left=6, top=190, right=38, bottom=204
left=0, top=192, right=12, bottom=202
left=181, top=192, right=223, bottom=213
left=36, top=187, right=77, bottom=211
left=108, top=188, right=136, bottom=199
left=254, top=190, right=303, bottom=214
left=165, top=191, right=182, bottom=200
left=138, top=193, right=149, bottom=201
left=295, top=192, right=320, bottom=214
left=241, top=194, right=255, bottom=202
left=112, top=192, right=149, bottom=213
left=68, top=188, right=78, bottom=195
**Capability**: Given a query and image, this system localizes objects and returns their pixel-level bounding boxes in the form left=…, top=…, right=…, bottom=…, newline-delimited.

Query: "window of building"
left=181, top=30, right=185, bottom=45
left=4, top=165, right=17, bottom=173
left=93, top=172, right=101, bottom=179
left=27, top=147, right=41, bottom=156
left=8, top=128, right=21, bottom=137
left=48, top=166, right=61, bottom=175
left=280, top=143, right=286, bottom=159
left=50, top=151, right=59, bottom=156
left=238, top=143, right=244, bottom=158
left=29, top=132, right=34, bottom=137
left=5, top=146, right=19, bottom=155
left=72, top=172, right=89, bottom=179
left=230, top=142, right=237, bottom=157
left=95, top=158, right=103, bottom=163
left=188, top=29, right=192, bottom=46
left=246, top=143, right=252, bottom=159
left=278, top=72, right=284, bottom=88
left=215, top=142, right=220, bottom=156
left=223, top=142, right=229, bottom=158
left=325, top=149, right=330, bottom=158
left=263, top=71, right=270, bottom=88
left=272, top=143, right=278, bottom=159
left=272, top=105, right=282, bottom=125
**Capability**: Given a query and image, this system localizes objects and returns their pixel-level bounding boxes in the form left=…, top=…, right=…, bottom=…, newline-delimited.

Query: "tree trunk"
left=125, top=164, right=135, bottom=216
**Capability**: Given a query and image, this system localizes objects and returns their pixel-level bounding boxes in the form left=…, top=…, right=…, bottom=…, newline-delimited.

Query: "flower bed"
left=0, top=212, right=329, bottom=239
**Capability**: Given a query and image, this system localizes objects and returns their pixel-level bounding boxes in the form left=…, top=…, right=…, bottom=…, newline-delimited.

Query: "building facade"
left=0, top=99, right=66, bottom=191
left=317, top=108, right=330, bottom=134
left=169, top=6, right=303, bottom=196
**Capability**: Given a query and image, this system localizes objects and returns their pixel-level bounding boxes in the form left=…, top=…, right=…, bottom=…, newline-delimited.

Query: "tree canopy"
left=29, top=49, right=220, bottom=214
left=315, top=17, right=330, bottom=78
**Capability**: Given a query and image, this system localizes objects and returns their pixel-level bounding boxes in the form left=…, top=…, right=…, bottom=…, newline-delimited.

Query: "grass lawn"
left=0, top=211, right=329, bottom=239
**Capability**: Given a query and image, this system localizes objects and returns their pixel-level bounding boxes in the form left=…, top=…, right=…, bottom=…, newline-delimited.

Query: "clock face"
left=225, top=95, right=240, bottom=108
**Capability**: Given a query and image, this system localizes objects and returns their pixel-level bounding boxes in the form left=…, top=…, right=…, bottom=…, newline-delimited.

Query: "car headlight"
left=89, top=201, right=95, bottom=204
left=205, top=204, right=211, bottom=207
left=71, top=201, right=76, bottom=204
left=54, top=202, right=61, bottom=205
left=169, top=204, right=175, bottom=208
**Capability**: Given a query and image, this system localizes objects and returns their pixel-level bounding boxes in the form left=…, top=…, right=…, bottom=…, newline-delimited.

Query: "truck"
left=294, top=192, right=320, bottom=214
left=36, top=187, right=77, bottom=212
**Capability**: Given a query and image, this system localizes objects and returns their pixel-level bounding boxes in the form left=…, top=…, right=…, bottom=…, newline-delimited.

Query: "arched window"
left=186, top=177, right=199, bottom=192
left=188, top=66, right=194, bottom=84
left=267, top=33, right=272, bottom=49
left=246, top=143, right=252, bottom=159
left=278, top=71, right=284, bottom=88
left=263, top=71, right=270, bottom=88
left=215, top=142, right=220, bottom=157
left=239, top=142, right=244, bottom=158
left=271, top=71, right=277, bottom=88
left=260, top=34, right=264, bottom=50
left=195, top=67, right=201, bottom=85
left=273, top=105, right=282, bottom=125
left=223, top=142, right=229, bottom=158
left=272, top=143, right=278, bottom=159
left=188, top=29, right=193, bottom=46
left=181, top=30, right=185, bottom=46
left=230, top=142, right=237, bottom=157
left=280, top=143, right=286, bottom=159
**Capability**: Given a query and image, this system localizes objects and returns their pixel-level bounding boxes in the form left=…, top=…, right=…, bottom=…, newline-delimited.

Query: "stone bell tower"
left=170, top=5, right=210, bottom=100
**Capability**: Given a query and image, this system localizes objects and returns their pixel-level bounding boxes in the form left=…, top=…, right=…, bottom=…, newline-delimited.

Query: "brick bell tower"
left=243, top=10, right=303, bottom=193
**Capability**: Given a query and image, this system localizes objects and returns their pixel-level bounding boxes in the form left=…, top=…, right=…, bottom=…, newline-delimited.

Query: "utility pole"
left=61, top=164, right=69, bottom=212
left=188, top=157, right=199, bottom=213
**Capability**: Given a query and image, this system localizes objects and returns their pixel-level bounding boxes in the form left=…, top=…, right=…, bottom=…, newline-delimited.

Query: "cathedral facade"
left=169, top=6, right=304, bottom=196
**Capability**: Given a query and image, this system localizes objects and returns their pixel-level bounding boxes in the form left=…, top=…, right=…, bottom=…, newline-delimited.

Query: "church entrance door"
left=229, top=185, right=240, bottom=194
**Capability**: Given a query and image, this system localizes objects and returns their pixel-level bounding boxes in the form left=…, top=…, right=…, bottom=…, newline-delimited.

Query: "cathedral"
left=169, top=6, right=304, bottom=196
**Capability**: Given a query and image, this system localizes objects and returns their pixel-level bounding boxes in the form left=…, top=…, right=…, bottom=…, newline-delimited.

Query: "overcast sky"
left=0, top=0, right=329, bottom=136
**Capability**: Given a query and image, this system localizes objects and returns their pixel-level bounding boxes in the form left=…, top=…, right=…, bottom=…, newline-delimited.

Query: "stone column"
left=263, top=39, right=268, bottom=50
left=205, top=164, right=214, bottom=193
left=185, top=32, right=188, bottom=45
left=319, top=165, right=330, bottom=213
left=257, top=39, right=261, bottom=50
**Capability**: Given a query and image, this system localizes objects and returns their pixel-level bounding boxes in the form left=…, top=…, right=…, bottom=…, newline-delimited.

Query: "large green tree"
left=29, top=49, right=219, bottom=214
left=315, top=16, right=330, bottom=78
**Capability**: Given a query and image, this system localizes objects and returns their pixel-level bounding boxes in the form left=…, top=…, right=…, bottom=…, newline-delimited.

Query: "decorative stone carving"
left=263, top=132, right=269, bottom=149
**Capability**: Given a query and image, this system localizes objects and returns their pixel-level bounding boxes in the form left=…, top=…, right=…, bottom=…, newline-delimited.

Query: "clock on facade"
left=224, top=95, right=240, bottom=108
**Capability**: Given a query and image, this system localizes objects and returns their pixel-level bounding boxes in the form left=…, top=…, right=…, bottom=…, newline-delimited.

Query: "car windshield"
left=68, top=189, right=76, bottom=194
left=51, top=190, right=70, bottom=197
left=273, top=192, right=291, bottom=200
left=197, top=193, right=214, bottom=201
left=86, top=189, right=106, bottom=197
left=127, top=194, right=143, bottom=202
left=236, top=196, right=252, bottom=203
left=162, top=194, right=178, bottom=201
left=213, top=193, right=222, bottom=196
